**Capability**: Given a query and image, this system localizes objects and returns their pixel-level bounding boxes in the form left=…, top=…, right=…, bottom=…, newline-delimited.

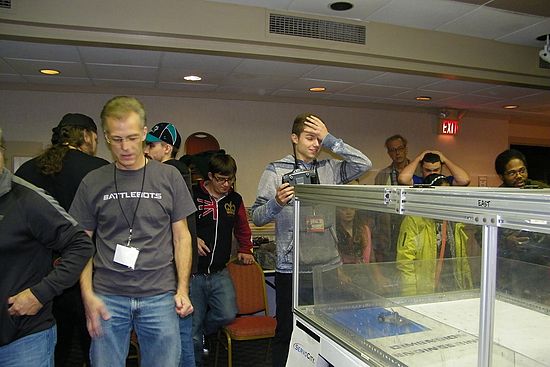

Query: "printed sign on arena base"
left=286, top=324, right=319, bottom=367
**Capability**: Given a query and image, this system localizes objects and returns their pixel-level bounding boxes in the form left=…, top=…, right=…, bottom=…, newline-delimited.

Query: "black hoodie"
left=0, top=169, right=93, bottom=346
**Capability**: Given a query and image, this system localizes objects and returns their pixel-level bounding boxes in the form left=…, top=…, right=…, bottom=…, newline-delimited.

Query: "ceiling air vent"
left=0, top=0, right=11, bottom=9
left=540, top=58, right=550, bottom=70
left=269, top=13, right=366, bottom=45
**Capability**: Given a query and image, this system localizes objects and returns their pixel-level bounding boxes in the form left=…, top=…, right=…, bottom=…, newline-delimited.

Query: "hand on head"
left=303, top=115, right=329, bottom=142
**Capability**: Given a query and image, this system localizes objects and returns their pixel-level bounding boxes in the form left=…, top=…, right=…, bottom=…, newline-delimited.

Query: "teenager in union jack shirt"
left=190, top=153, right=254, bottom=367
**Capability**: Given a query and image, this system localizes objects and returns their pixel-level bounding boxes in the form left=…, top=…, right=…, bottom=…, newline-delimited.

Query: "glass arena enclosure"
left=292, top=185, right=550, bottom=367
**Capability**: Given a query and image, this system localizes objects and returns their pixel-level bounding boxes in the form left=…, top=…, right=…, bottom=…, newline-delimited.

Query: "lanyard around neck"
left=113, top=159, right=147, bottom=244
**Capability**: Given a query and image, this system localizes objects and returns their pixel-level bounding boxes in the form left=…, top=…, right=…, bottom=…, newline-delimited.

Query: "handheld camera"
left=282, top=169, right=317, bottom=185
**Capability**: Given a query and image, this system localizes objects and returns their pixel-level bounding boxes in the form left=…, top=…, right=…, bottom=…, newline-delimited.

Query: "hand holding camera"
left=281, top=168, right=317, bottom=185
left=276, top=182, right=294, bottom=206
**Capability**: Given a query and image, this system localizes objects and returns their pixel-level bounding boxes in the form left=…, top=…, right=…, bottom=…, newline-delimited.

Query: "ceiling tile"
left=206, top=0, right=294, bottom=9
left=453, top=0, right=485, bottom=5
left=508, top=91, right=550, bottom=106
left=340, top=84, right=409, bottom=98
left=367, top=0, right=475, bottom=30
left=437, top=6, right=544, bottom=40
left=93, top=79, right=156, bottom=88
left=282, top=78, right=353, bottom=93
left=0, top=74, right=27, bottom=83
left=421, top=79, right=493, bottom=93
left=158, top=82, right=219, bottom=92
left=517, top=105, right=550, bottom=113
left=220, top=73, right=294, bottom=88
left=436, top=94, right=502, bottom=108
left=4, top=59, right=88, bottom=77
left=472, top=85, right=542, bottom=99
left=161, top=52, right=243, bottom=71
left=391, top=89, right=458, bottom=101
left=326, top=94, right=381, bottom=103
left=87, top=64, right=158, bottom=81
left=289, top=0, right=390, bottom=21
left=0, top=40, right=81, bottom=61
left=375, top=96, right=439, bottom=107
left=486, top=0, right=550, bottom=17
left=158, top=69, right=228, bottom=84
left=480, top=100, right=520, bottom=110
left=496, top=18, right=550, bottom=47
left=0, top=59, right=17, bottom=74
left=272, top=89, right=330, bottom=99
left=215, top=85, right=274, bottom=96
left=24, top=76, right=93, bottom=86
left=232, top=59, right=316, bottom=77
left=79, top=46, right=161, bottom=67
left=303, top=66, right=384, bottom=83
left=368, top=72, right=442, bottom=88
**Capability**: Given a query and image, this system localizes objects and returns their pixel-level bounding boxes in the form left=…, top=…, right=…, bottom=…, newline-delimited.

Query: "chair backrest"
left=226, top=259, right=268, bottom=316
left=184, top=132, right=220, bottom=155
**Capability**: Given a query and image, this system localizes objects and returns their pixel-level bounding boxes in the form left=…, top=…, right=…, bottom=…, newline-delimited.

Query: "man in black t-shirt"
left=145, top=122, right=198, bottom=367
left=15, top=113, right=108, bottom=367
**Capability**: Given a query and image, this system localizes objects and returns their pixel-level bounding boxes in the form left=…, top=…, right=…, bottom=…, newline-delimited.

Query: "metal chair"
left=214, top=259, right=277, bottom=367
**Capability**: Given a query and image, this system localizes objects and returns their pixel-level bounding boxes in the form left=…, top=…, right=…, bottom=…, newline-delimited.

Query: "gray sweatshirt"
left=251, top=133, right=372, bottom=273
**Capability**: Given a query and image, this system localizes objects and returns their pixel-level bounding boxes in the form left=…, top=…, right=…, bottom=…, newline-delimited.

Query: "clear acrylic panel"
left=294, top=186, right=550, bottom=367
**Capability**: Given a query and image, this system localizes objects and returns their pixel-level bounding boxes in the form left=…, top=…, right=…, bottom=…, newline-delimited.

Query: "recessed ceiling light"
left=40, top=69, right=60, bottom=75
left=184, top=75, right=202, bottom=81
left=330, top=2, right=353, bottom=11
left=309, top=87, right=326, bottom=92
left=503, top=105, right=518, bottom=109
left=415, top=96, right=432, bottom=101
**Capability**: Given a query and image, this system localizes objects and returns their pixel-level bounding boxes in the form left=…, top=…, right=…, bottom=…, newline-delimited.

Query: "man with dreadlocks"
left=16, top=113, right=108, bottom=367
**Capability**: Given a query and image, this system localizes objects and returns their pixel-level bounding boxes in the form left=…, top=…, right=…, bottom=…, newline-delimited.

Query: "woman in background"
left=336, top=207, right=376, bottom=264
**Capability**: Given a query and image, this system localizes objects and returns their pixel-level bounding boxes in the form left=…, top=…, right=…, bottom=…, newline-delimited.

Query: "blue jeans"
left=190, top=269, right=238, bottom=366
left=91, top=292, right=180, bottom=367
left=179, top=314, right=195, bottom=367
left=0, top=325, right=56, bottom=367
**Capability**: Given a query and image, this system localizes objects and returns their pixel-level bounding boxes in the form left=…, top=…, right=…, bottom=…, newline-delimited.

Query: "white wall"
left=1, top=90, right=509, bottom=204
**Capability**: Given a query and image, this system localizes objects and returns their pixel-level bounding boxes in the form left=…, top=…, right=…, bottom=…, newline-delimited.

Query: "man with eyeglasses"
left=375, top=134, right=410, bottom=185
left=494, top=150, right=549, bottom=262
left=398, top=150, right=470, bottom=186
left=494, top=149, right=550, bottom=295
left=373, top=135, right=411, bottom=262
left=144, top=122, right=198, bottom=367
left=189, top=153, right=254, bottom=367
left=69, top=96, right=196, bottom=366
left=494, top=149, right=548, bottom=188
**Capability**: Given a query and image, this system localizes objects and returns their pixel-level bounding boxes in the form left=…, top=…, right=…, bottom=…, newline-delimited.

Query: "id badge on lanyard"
left=113, top=232, right=139, bottom=270
left=305, top=207, right=325, bottom=233
left=114, top=243, right=140, bottom=269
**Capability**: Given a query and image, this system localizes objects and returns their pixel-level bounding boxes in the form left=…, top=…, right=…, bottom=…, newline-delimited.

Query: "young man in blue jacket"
left=251, top=113, right=371, bottom=367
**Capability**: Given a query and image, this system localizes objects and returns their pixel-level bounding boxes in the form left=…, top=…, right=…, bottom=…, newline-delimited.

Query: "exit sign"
left=439, top=119, right=459, bottom=135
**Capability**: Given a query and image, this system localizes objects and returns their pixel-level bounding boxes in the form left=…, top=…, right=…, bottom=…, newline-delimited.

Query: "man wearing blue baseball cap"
left=145, top=122, right=198, bottom=367
left=144, top=122, right=181, bottom=161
